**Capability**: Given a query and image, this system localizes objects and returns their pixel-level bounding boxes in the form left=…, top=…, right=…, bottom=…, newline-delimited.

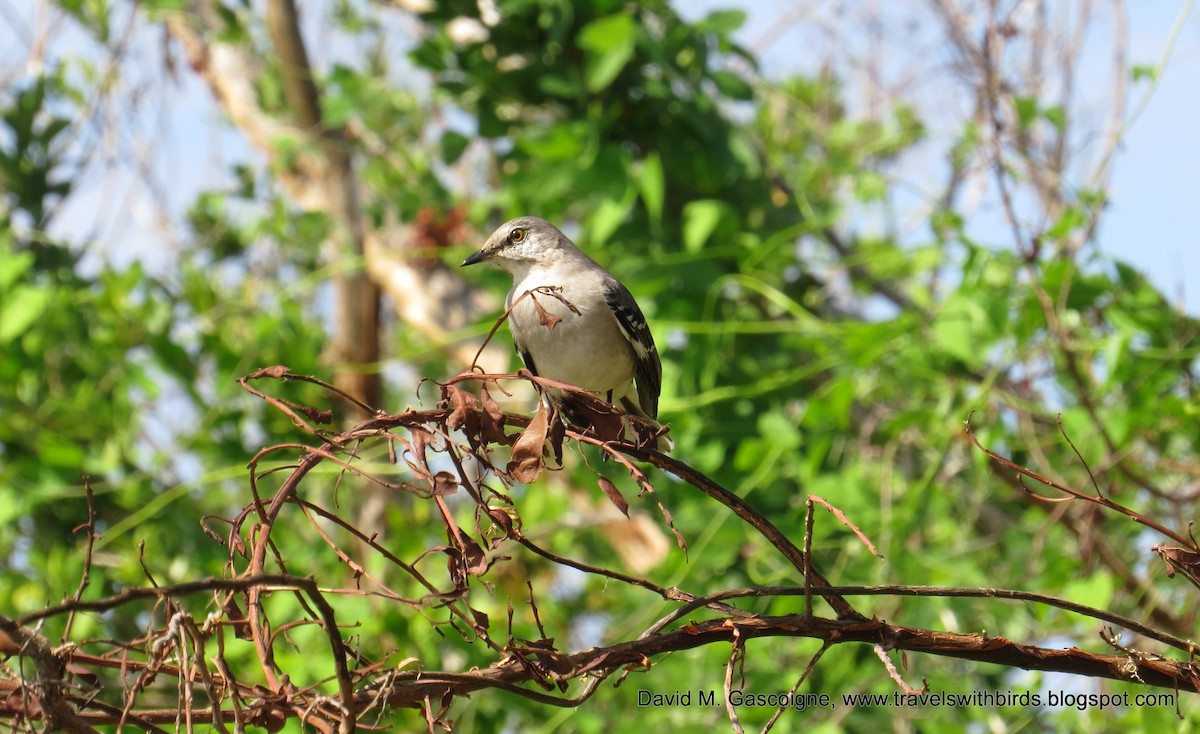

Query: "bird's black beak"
left=461, top=248, right=490, bottom=267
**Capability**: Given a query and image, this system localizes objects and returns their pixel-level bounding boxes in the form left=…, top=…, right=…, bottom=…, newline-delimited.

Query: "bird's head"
left=462, top=217, right=572, bottom=273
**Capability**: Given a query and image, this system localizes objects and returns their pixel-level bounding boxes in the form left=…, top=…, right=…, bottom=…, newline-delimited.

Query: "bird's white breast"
left=506, top=268, right=634, bottom=393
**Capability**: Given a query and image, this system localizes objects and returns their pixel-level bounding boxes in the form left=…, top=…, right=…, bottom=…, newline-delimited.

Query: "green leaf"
left=694, top=9, right=747, bottom=35
left=758, top=411, right=801, bottom=451
left=930, top=293, right=987, bottom=367
left=0, top=284, right=50, bottom=344
left=516, top=122, right=589, bottom=160
left=577, top=14, right=637, bottom=92
left=1045, top=204, right=1086, bottom=240
left=853, top=171, right=887, bottom=202
left=728, top=132, right=761, bottom=178
left=440, top=131, right=470, bottom=164
left=588, top=197, right=631, bottom=245
left=1043, top=104, right=1065, bottom=132
left=1131, top=64, right=1157, bottom=83
left=1013, top=96, right=1038, bottom=131
left=682, top=200, right=723, bottom=253
left=1063, top=572, right=1114, bottom=611
left=139, top=0, right=187, bottom=17
left=638, top=152, right=664, bottom=227
left=38, top=433, right=87, bottom=468
left=0, top=250, right=34, bottom=291
left=321, top=92, right=354, bottom=127
left=711, top=70, right=752, bottom=100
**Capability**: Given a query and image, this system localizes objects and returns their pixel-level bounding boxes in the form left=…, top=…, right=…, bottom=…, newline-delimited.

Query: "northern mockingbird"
left=462, top=216, right=669, bottom=449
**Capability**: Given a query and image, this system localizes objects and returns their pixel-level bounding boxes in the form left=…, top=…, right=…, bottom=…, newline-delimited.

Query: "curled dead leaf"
left=533, top=295, right=562, bottom=329
left=407, top=428, right=434, bottom=479
left=248, top=365, right=291, bottom=379
left=547, top=402, right=566, bottom=463
left=457, top=531, right=489, bottom=577
left=479, top=384, right=511, bottom=444
left=507, top=402, right=548, bottom=483
left=487, top=507, right=518, bottom=539
left=432, top=471, right=459, bottom=496
left=597, top=476, right=629, bottom=518
left=445, top=385, right=483, bottom=446
left=1154, top=545, right=1200, bottom=589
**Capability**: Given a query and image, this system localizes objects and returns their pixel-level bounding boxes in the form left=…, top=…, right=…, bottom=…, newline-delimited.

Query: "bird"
left=462, top=216, right=670, bottom=450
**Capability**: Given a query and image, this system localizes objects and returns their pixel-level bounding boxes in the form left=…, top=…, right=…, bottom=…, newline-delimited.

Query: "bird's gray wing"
left=602, top=276, right=662, bottom=419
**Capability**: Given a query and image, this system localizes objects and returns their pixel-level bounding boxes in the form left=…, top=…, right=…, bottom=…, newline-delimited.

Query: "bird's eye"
left=509, top=228, right=525, bottom=243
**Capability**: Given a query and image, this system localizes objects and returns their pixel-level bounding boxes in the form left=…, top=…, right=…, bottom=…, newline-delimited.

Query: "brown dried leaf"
left=597, top=476, right=629, bottom=518
left=1154, top=545, right=1200, bottom=589
left=479, top=384, right=511, bottom=444
left=533, top=296, right=562, bottom=329
left=248, top=365, right=291, bottom=379
left=223, top=596, right=252, bottom=641
left=298, top=405, right=333, bottom=425
left=547, top=402, right=566, bottom=464
left=561, top=392, right=623, bottom=443
left=657, top=500, right=687, bottom=553
left=445, top=385, right=481, bottom=445
left=455, top=530, right=489, bottom=577
left=487, top=507, right=517, bottom=539
left=472, top=607, right=490, bottom=629
left=431, top=471, right=460, bottom=496
left=246, top=703, right=288, bottom=733
left=408, top=428, right=434, bottom=479
left=508, top=402, right=548, bottom=483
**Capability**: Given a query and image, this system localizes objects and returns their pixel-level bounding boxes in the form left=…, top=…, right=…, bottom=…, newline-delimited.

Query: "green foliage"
left=0, top=76, right=73, bottom=238
left=0, top=64, right=328, bottom=621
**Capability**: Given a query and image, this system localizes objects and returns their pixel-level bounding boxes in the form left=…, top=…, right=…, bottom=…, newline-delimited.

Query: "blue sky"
left=1104, top=3, right=1200, bottom=312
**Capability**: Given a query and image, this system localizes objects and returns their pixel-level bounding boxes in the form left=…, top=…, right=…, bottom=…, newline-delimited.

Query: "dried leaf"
left=297, top=405, right=332, bottom=425
left=547, top=402, right=566, bottom=463
left=597, top=476, right=629, bottom=517
left=508, top=402, right=548, bottom=483
left=445, top=385, right=481, bottom=445
left=656, top=500, right=688, bottom=553
left=459, top=531, right=489, bottom=576
left=1154, top=545, right=1200, bottom=589
left=407, top=428, right=434, bottom=479
left=561, top=392, right=623, bottom=443
left=248, top=365, right=291, bottom=379
left=432, top=471, right=460, bottom=496
left=246, top=705, right=288, bottom=734
left=487, top=507, right=517, bottom=539
left=479, top=384, right=511, bottom=444
left=224, top=596, right=252, bottom=641
left=533, top=295, right=562, bottom=329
